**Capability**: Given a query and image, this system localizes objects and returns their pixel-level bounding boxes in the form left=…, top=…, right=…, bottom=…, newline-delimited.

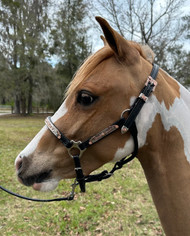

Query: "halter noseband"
left=0, top=64, right=159, bottom=202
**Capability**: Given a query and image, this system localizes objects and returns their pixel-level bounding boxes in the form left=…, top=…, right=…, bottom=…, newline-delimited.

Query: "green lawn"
left=0, top=115, right=164, bottom=235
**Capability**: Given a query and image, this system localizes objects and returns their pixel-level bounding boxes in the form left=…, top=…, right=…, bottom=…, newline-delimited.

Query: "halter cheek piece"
left=0, top=64, right=159, bottom=202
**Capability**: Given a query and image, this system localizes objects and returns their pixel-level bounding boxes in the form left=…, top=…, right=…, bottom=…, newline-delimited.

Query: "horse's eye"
left=77, top=91, right=97, bottom=106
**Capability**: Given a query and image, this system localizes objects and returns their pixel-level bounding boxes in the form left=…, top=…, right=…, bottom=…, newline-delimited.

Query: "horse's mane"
left=65, top=42, right=151, bottom=98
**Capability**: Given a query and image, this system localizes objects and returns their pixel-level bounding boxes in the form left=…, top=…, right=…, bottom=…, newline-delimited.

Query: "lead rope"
left=0, top=182, right=76, bottom=202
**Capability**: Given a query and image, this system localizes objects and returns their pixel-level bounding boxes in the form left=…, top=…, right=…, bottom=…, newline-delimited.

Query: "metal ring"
left=68, top=140, right=86, bottom=158
left=120, top=109, right=130, bottom=119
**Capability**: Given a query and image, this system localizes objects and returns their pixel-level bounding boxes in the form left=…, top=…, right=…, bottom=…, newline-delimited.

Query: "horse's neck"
left=137, top=71, right=190, bottom=235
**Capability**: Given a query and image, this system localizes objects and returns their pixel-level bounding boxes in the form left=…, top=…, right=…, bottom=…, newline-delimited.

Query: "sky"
left=91, top=0, right=190, bottom=52
left=48, top=0, right=190, bottom=66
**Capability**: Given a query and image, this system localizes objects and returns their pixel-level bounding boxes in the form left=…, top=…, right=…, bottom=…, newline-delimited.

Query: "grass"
left=0, top=115, right=164, bottom=235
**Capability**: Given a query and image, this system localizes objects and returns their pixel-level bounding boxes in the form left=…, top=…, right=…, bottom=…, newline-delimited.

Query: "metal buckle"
left=145, top=76, right=157, bottom=91
left=120, top=109, right=130, bottom=134
left=68, top=140, right=86, bottom=158
left=139, top=93, right=148, bottom=102
left=68, top=179, right=77, bottom=200
left=121, top=125, right=128, bottom=134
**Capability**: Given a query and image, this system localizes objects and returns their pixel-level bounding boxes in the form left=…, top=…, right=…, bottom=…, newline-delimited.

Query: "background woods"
left=0, top=0, right=189, bottom=114
left=0, top=0, right=91, bottom=114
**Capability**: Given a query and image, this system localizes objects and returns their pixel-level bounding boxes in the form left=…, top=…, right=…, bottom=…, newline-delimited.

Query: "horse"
left=15, top=17, right=190, bottom=235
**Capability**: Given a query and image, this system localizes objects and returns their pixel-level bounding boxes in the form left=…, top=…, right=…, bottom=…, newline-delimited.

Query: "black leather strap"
left=78, top=118, right=126, bottom=150
left=73, top=155, right=86, bottom=192
left=150, top=64, right=159, bottom=79
left=121, top=64, right=159, bottom=131
left=45, top=116, right=73, bottom=148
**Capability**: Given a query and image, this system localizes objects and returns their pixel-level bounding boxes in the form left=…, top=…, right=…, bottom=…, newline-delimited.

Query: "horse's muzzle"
left=17, top=170, right=52, bottom=187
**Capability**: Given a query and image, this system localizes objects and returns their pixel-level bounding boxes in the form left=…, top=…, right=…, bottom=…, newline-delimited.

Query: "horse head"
left=15, top=17, right=154, bottom=192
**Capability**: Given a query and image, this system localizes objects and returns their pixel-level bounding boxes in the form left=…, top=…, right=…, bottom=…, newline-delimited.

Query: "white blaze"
left=15, top=101, right=68, bottom=164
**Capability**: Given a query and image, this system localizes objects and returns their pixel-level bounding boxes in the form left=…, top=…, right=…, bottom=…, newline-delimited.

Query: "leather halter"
left=0, top=64, right=159, bottom=202
left=45, top=64, right=159, bottom=193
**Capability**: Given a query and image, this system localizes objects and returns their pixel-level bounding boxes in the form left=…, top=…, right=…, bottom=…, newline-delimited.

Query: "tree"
left=170, top=16, right=190, bottom=86
left=0, top=0, right=92, bottom=113
left=183, top=15, right=190, bottom=40
left=92, top=0, right=190, bottom=85
left=51, top=0, right=91, bottom=83
left=0, top=55, right=13, bottom=104
left=31, top=61, right=63, bottom=112
left=93, top=0, right=185, bottom=44
left=0, top=0, right=50, bottom=114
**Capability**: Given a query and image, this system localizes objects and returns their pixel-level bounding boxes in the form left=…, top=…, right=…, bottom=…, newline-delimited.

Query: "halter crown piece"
left=0, top=64, right=159, bottom=202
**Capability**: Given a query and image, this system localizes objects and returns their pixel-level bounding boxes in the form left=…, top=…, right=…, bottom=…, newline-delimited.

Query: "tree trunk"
left=27, top=76, right=33, bottom=114
left=2, top=97, right=6, bottom=105
left=28, top=93, right=32, bottom=114
left=20, top=94, right=26, bottom=115
left=14, top=95, right=20, bottom=114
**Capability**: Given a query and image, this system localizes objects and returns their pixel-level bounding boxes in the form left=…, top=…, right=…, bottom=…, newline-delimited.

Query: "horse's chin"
left=32, top=179, right=59, bottom=192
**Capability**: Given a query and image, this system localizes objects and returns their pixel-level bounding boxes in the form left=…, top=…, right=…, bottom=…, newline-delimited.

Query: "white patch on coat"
left=15, top=125, right=48, bottom=164
left=113, top=97, right=136, bottom=161
left=114, top=136, right=134, bottom=161
left=15, top=101, right=68, bottom=164
left=114, top=84, right=190, bottom=163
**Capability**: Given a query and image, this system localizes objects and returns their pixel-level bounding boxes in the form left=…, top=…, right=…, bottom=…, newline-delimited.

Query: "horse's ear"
left=141, top=45, right=155, bottom=63
left=96, top=16, right=137, bottom=63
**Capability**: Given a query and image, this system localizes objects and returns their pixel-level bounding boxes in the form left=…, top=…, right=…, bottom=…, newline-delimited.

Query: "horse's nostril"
left=16, top=157, right=23, bottom=172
